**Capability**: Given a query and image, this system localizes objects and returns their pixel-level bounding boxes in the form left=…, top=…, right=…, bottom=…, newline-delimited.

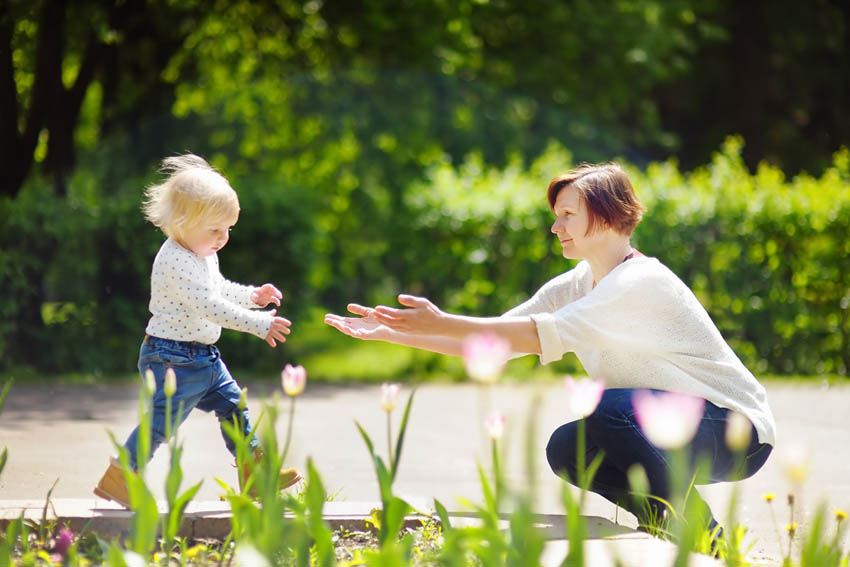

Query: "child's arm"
left=165, top=254, right=276, bottom=340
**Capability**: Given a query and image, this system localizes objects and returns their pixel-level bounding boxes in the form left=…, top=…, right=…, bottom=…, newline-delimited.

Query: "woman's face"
left=550, top=185, right=602, bottom=259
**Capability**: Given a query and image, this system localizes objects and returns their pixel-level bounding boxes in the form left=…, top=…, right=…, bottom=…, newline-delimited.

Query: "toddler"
left=94, top=154, right=300, bottom=507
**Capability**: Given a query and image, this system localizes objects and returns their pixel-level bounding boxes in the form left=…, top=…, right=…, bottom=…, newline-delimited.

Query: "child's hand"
left=251, top=284, right=282, bottom=307
left=265, top=311, right=292, bottom=347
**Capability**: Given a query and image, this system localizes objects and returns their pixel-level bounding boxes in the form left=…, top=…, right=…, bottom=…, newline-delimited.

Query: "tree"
left=653, top=0, right=850, bottom=173
left=0, top=0, right=202, bottom=198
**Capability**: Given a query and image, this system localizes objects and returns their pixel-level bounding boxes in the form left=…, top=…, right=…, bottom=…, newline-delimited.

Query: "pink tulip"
left=281, top=364, right=307, bottom=397
left=485, top=412, right=506, bottom=440
left=381, top=383, right=401, bottom=412
left=564, top=376, right=605, bottom=418
left=462, top=332, right=511, bottom=383
left=632, top=390, right=705, bottom=450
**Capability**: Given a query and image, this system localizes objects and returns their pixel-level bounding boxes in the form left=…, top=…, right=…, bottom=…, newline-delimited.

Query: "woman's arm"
left=326, top=295, right=542, bottom=356
left=324, top=303, right=465, bottom=356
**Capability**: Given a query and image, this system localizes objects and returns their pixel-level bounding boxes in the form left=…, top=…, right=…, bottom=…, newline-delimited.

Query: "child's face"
left=179, top=214, right=238, bottom=258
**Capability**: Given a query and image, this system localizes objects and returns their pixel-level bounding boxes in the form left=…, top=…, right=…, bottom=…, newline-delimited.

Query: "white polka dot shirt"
left=145, top=238, right=272, bottom=344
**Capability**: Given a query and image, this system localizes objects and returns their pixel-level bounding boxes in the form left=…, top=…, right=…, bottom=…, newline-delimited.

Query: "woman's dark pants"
left=546, top=388, right=772, bottom=534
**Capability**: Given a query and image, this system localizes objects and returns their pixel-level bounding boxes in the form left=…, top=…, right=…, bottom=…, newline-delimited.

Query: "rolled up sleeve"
left=530, top=312, right=565, bottom=364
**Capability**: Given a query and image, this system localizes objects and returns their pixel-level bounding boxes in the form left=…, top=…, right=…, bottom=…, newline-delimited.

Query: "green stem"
left=577, top=418, right=586, bottom=506
left=165, top=396, right=173, bottom=443
left=491, top=438, right=501, bottom=506
left=671, top=448, right=691, bottom=567
left=386, top=410, right=394, bottom=466
left=280, top=396, right=296, bottom=465
left=477, top=384, right=492, bottom=450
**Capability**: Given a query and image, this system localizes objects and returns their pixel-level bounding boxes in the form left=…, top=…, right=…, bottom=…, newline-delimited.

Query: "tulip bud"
left=238, top=387, right=248, bottom=410
left=281, top=364, right=307, bottom=397
left=485, top=412, right=506, bottom=440
left=725, top=411, right=752, bottom=452
left=779, top=443, right=810, bottom=485
left=462, top=333, right=511, bottom=383
left=627, top=464, right=650, bottom=498
left=144, top=369, right=156, bottom=397
left=163, top=367, right=177, bottom=398
left=381, top=383, right=401, bottom=412
left=564, top=376, right=605, bottom=418
left=632, top=390, right=705, bottom=450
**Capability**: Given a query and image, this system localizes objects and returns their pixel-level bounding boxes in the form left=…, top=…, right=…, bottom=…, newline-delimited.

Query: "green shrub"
left=1, top=137, right=847, bottom=376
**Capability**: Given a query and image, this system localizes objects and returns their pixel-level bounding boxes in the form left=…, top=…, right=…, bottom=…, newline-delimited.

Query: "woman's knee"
left=546, top=422, right=578, bottom=477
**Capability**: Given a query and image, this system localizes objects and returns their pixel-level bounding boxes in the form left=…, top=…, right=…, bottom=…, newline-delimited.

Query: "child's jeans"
left=546, top=388, right=773, bottom=532
left=122, top=335, right=258, bottom=470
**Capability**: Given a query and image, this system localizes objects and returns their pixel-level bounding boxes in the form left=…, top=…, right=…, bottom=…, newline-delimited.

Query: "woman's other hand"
left=324, top=303, right=393, bottom=340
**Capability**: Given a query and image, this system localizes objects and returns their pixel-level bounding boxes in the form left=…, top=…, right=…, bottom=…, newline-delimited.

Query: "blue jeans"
left=546, top=388, right=772, bottom=531
left=122, top=336, right=258, bottom=470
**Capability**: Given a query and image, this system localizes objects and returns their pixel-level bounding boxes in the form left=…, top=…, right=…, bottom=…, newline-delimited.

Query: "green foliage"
left=1, top=138, right=849, bottom=377
left=0, top=381, right=9, bottom=478
left=632, top=138, right=850, bottom=375
left=5, top=0, right=850, bottom=384
left=162, top=399, right=204, bottom=561
left=798, top=504, right=848, bottom=567
left=355, top=388, right=416, bottom=551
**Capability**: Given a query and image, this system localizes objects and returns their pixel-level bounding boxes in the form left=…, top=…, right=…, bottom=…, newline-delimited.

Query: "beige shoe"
left=278, top=467, right=302, bottom=490
left=239, top=449, right=302, bottom=495
left=93, top=458, right=131, bottom=508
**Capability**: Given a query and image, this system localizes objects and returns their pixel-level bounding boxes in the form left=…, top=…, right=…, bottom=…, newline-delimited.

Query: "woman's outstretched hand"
left=373, top=294, right=444, bottom=334
left=324, top=303, right=391, bottom=340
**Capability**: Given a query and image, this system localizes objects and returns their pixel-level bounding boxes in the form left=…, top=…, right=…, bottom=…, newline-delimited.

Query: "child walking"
left=94, top=154, right=300, bottom=507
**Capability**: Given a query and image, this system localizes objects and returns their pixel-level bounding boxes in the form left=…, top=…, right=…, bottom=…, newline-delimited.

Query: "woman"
left=324, top=162, right=775, bottom=538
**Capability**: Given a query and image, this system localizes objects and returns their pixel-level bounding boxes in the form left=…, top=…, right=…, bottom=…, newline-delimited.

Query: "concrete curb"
left=0, top=499, right=434, bottom=540
left=0, top=499, right=722, bottom=566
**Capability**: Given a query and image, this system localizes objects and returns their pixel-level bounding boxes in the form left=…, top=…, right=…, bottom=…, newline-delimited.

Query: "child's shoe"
left=93, top=458, right=131, bottom=508
left=238, top=449, right=302, bottom=496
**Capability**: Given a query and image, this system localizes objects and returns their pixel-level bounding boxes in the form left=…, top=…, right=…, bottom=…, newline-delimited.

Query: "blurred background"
left=1, top=0, right=849, bottom=382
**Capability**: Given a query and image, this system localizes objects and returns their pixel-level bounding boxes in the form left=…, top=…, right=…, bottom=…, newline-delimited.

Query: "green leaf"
left=126, top=472, right=159, bottom=559
left=374, top=454, right=393, bottom=506
left=433, top=498, right=452, bottom=532
left=391, top=387, right=416, bottom=481
left=304, top=459, right=335, bottom=567
left=166, top=480, right=202, bottom=541
left=379, top=496, right=412, bottom=549
left=355, top=421, right=376, bottom=456
left=0, top=380, right=12, bottom=414
left=476, top=462, right=497, bottom=523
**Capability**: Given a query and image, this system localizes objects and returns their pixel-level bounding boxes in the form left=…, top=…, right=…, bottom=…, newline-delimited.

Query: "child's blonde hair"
left=142, top=154, right=240, bottom=239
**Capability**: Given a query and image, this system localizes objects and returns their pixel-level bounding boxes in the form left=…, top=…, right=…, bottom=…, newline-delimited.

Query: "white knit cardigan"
left=505, top=256, right=776, bottom=446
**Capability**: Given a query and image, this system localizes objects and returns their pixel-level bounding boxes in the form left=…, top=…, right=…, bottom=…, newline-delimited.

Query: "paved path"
left=1, top=379, right=848, bottom=565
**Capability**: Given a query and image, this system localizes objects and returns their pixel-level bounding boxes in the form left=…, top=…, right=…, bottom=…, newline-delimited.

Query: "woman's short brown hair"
left=547, top=163, right=646, bottom=236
